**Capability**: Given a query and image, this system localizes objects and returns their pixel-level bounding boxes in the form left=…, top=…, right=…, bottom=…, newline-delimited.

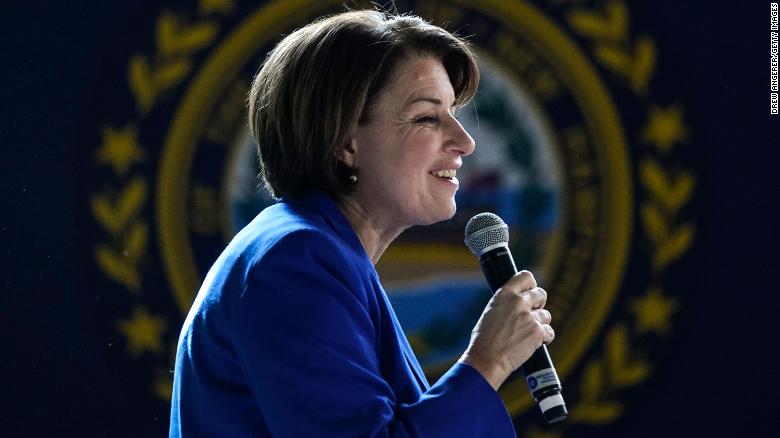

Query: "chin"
left=418, top=200, right=457, bottom=225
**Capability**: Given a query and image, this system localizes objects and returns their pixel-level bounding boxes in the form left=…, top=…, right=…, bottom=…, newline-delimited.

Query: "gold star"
left=629, top=287, right=679, bottom=335
left=117, top=306, right=167, bottom=356
left=96, top=125, right=145, bottom=176
left=641, top=103, right=689, bottom=154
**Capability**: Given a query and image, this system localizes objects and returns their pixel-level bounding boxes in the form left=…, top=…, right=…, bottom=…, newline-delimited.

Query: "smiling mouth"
left=429, top=169, right=456, bottom=180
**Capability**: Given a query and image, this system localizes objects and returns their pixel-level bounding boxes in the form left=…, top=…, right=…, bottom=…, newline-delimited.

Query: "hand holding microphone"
left=459, top=272, right=553, bottom=389
left=459, top=213, right=567, bottom=424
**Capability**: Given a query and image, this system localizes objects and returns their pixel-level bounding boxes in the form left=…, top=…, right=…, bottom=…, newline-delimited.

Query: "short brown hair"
left=247, top=10, right=480, bottom=199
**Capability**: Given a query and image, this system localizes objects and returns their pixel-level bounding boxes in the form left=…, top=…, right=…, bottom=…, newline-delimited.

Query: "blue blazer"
left=170, top=191, right=515, bottom=437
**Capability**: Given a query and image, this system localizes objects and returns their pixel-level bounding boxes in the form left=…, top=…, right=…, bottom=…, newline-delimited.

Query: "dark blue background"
left=2, top=1, right=777, bottom=436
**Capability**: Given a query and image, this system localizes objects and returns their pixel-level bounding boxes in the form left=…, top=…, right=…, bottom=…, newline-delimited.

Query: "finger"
left=533, top=308, right=552, bottom=324
left=522, top=287, right=547, bottom=309
left=542, top=324, right=555, bottom=344
left=506, top=270, right=537, bottom=292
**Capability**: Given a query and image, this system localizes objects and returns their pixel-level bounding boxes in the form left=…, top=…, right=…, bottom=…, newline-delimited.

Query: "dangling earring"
left=348, top=173, right=358, bottom=184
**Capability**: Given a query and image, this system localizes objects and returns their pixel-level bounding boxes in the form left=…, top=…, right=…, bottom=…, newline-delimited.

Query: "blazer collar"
left=281, top=190, right=369, bottom=262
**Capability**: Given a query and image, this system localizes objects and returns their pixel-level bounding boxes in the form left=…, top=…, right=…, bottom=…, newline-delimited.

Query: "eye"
left=415, top=115, right=439, bottom=124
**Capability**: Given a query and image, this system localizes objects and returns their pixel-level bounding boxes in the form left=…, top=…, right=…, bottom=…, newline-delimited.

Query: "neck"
left=336, top=196, right=406, bottom=265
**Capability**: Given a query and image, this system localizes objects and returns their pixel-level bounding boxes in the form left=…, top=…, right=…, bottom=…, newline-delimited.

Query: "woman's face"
left=346, top=56, right=476, bottom=229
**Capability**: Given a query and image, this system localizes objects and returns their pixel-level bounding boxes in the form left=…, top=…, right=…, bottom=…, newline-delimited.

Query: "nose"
left=444, top=115, right=476, bottom=156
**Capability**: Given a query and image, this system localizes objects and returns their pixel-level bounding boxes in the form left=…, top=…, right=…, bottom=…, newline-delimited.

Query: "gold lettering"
left=572, top=186, right=598, bottom=237
left=417, top=2, right=463, bottom=26
left=189, top=184, right=221, bottom=235
left=563, top=125, right=588, bottom=157
left=494, top=31, right=562, bottom=101
left=205, top=80, right=249, bottom=144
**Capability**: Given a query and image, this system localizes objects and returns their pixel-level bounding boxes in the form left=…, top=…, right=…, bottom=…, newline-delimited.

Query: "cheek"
left=364, top=129, right=437, bottom=192
left=396, top=157, right=428, bottom=185
left=400, top=132, right=438, bottom=163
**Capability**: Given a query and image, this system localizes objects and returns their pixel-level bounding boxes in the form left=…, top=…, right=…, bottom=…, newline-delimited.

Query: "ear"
left=336, top=136, right=359, bottom=169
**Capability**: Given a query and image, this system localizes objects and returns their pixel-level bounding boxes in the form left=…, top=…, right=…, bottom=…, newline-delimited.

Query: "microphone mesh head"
left=464, top=213, right=509, bottom=256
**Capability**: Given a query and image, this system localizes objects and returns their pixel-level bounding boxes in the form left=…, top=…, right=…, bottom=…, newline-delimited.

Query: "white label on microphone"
left=525, top=367, right=560, bottom=393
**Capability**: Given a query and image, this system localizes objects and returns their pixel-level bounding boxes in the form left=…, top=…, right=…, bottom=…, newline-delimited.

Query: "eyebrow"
left=404, top=96, right=455, bottom=109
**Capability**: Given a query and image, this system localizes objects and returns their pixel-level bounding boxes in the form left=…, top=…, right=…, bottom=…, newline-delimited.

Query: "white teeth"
left=431, top=169, right=456, bottom=178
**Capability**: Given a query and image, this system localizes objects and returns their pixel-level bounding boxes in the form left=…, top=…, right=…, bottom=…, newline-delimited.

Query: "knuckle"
left=517, top=307, right=532, bottom=319
left=499, top=287, right=522, bottom=304
left=529, top=287, right=547, bottom=309
left=535, top=308, right=551, bottom=323
left=520, top=270, right=538, bottom=287
left=534, top=324, right=546, bottom=345
left=514, top=270, right=537, bottom=289
left=522, top=288, right=541, bottom=307
left=518, top=295, right=533, bottom=311
left=547, top=325, right=556, bottom=343
left=497, top=283, right=517, bottom=296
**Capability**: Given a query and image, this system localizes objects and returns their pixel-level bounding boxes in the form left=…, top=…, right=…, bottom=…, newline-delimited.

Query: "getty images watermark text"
left=771, top=3, right=779, bottom=114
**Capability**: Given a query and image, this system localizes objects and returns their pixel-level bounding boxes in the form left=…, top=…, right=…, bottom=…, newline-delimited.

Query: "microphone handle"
left=478, top=245, right=518, bottom=292
left=478, top=245, right=567, bottom=423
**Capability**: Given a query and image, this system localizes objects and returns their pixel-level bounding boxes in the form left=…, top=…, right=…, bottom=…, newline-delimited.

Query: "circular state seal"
left=87, top=0, right=702, bottom=435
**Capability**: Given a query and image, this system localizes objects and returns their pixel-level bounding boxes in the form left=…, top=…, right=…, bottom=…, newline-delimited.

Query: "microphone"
left=464, top=212, right=567, bottom=424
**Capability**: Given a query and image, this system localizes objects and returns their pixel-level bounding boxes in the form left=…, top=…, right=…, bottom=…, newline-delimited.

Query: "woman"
left=170, top=10, right=555, bottom=437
